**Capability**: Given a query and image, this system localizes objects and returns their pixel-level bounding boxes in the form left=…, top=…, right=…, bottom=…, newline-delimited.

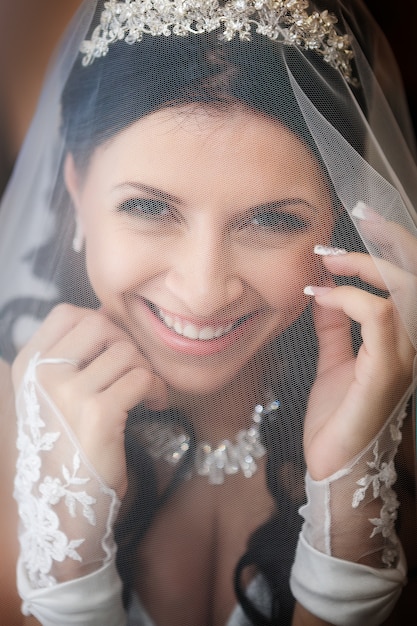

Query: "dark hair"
left=62, top=25, right=364, bottom=168
left=61, top=17, right=367, bottom=626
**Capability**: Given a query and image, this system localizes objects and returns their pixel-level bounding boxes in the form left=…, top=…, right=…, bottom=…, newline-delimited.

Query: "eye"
left=250, top=211, right=308, bottom=233
left=117, top=197, right=171, bottom=219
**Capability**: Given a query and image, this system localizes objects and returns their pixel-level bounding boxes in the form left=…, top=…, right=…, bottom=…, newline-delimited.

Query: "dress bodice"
left=128, top=574, right=271, bottom=626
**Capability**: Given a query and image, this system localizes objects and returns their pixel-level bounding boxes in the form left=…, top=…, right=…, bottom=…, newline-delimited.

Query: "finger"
left=310, top=285, right=414, bottom=387
left=98, top=367, right=168, bottom=417
left=305, top=284, right=413, bottom=468
left=23, top=304, right=87, bottom=353
left=69, top=339, right=145, bottom=393
left=12, top=304, right=89, bottom=385
left=68, top=368, right=167, bottom=468
left=321, top=251, right=402, bottom=292
left=69, top=340, right=168, bottom=408
left=321, top=252, right=417, bottom=356
left=310, top=297, right=354, bottom=376
left=314, top=285, right=393, bottom=348
left=70, top=367, right=157, bottom=496
left=40, top=344, right=134, bottom=400
left=43, top=310, right=129, bottom=368
left=352, top=203, right=417, bottom=272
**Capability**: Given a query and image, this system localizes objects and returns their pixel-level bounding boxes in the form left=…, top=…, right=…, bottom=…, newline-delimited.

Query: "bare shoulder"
left=0, top=357, right=24, bottom=625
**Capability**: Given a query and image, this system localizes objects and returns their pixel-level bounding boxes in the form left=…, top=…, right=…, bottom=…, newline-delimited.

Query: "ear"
left=64, top=153, right=82, bottom=214
left=64, top=154, right=85, bottom=253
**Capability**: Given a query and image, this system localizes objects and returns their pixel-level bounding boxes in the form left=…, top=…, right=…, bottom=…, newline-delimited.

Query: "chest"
left=134, top=465, right=275, bottom=626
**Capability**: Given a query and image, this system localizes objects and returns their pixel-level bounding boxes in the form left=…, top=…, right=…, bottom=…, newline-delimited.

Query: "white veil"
left=0, top=2, right=416, bottom=625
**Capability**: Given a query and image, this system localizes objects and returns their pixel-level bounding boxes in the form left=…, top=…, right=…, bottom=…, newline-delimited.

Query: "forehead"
left=87, top=106, right=331, bottom=209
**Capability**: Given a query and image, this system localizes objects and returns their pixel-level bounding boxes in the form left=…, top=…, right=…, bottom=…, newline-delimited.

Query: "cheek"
left=83, top=227, right=159, bottom=297
left=250, top=247, right=323, bottom=311
left=248, top=250, right=320, bottom=349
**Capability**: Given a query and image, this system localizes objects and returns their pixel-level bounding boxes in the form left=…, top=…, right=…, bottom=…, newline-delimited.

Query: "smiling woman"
left=0, top=1, right=416, bottom=626
left=64, top=108, right=333, bottom=394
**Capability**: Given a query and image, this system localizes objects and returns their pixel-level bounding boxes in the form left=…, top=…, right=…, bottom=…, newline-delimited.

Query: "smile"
left=145, top=300, right=252, bottom=341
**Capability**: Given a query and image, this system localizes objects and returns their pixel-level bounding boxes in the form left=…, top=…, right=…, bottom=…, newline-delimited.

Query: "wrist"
left=18, top=559, right=126, bottom=626
left=290, top=534, right=407, bottom=626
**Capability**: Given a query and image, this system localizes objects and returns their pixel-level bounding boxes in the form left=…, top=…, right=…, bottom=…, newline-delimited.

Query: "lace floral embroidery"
left=14, top=353, right=98, bottom=588
left=352, top=406, right=406, bottom=567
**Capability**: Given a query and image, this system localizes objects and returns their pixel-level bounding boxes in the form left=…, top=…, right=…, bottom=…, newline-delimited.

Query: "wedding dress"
left=1, top=2, right=416, bottom=625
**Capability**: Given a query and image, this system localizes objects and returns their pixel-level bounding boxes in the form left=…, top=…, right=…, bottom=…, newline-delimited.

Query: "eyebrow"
left=253, top=198, right=316, bottom=211
left=224, top=198, right=316, bottom=230
left=114, top=182, right=317, bottom=215
left=113, top=182, right=183, bottom=205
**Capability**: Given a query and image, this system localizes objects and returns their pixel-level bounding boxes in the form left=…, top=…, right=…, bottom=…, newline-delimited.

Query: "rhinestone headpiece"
left=80, top=0, right=356, bottom=83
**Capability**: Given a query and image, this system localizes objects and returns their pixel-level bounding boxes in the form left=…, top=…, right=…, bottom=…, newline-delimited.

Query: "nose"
left=164, top=231, right=243, bottom=317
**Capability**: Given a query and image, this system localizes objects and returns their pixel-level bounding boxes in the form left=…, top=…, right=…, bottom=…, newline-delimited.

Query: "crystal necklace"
left=141, top=396, right=280, bottom=485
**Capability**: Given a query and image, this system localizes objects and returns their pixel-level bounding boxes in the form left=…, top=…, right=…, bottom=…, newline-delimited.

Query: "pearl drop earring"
left=72, top=217, right=84, bottom=253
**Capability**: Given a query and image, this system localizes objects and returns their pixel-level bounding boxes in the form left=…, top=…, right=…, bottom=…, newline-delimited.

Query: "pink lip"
left=154, top=303, right=241, bottom=330
left=137, top=298, right=258, bottom=356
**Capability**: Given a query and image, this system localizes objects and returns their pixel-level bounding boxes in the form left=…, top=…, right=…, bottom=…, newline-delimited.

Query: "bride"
left=0, top=1, right=416, bottom=624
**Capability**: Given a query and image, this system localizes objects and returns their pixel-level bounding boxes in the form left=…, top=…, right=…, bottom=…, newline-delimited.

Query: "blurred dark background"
left=0, top=0, right=416, bottom=197
left=365, top=0, right=417, bottom=134
left=0, top=1, right=82, bottom=195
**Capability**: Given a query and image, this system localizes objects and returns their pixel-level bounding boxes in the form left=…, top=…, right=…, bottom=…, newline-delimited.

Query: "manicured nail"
left=351, top=201, right=384, bottom=221
left=314, top=244, right=347, bottom=256
left=304, top=285, right=334, bottom=296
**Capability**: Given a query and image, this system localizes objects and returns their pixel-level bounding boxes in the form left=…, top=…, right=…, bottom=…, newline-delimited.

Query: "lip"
left=136, top=297, right=259, bottom=356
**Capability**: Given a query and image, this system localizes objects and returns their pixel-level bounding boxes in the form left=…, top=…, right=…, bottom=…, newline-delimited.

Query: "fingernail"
left=304, top=285, right=333, bottom=296
left=351, top=201, right=384, bottom=221
left=314, top=244, right=347, bottom=256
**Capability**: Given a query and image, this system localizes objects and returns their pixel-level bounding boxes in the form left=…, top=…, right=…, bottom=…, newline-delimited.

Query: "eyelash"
left=117, top=198, right=309, bottom=234
left=117, top=197, right=172, bottom=219
left=248, top=211, right=309, bottom=233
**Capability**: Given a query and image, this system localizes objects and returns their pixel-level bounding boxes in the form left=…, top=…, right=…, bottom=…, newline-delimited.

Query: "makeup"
left=138, top=297, right=260, bottom=357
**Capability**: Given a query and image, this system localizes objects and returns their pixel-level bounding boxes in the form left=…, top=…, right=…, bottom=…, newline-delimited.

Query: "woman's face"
left=65, top=107, right=334, bottom=396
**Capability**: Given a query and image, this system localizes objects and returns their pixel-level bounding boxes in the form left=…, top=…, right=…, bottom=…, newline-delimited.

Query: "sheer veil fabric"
left=0, top=1, right=416, bottom=625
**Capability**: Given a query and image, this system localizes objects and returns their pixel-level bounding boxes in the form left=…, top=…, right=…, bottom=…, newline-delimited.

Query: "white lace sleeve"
left=14, top=353, right=127, bottom=624
left=290, top=399, right=408, bottom=626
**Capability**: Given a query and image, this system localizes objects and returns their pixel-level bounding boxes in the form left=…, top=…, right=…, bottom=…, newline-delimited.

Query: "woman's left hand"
left=303, top=220, right=416, bottom=481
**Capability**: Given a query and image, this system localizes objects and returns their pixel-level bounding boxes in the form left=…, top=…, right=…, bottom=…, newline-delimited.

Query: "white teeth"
left=157, top=308, right=237, bottom=341
left=183, top=324, right=199, bottom=340
left=199, top=327, right=217, bottom=340
left=163, top=314, right=174, bottom=328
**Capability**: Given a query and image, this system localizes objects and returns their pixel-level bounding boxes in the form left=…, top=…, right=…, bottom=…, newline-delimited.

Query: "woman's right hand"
left=12, top=303, right=168, bottom=499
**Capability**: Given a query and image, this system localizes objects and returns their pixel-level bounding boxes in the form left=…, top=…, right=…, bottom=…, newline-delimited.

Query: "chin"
left=162, top=364, right=245, bottom=398
left=168, top=375, right=232, bottom=398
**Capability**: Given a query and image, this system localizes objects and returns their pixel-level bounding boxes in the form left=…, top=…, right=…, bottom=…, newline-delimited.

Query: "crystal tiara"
left=80, top=0, right=356, bottom=83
